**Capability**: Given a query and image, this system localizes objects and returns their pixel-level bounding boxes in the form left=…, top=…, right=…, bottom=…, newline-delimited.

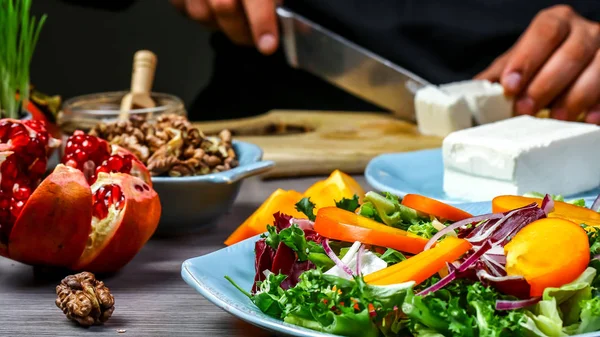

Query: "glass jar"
left=58, top=91, right=186, bottom=134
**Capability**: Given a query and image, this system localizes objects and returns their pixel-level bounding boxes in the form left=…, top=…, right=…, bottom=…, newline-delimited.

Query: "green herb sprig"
left=0, top=0, right=46, bottom=118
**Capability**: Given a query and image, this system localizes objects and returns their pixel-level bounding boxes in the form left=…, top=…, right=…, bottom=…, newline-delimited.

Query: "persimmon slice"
left=504, top=218, right=590, bottom=297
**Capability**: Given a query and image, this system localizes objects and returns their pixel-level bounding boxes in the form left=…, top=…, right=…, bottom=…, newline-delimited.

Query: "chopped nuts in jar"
left=89, top=114, right=238, bottom=177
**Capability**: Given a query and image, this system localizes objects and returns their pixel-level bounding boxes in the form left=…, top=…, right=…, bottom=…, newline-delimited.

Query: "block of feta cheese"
left=443, top=115, right=600, bottom=201
left=440, top=80, right=513, bottom=125
left=415, top=85, right=472, bottom=137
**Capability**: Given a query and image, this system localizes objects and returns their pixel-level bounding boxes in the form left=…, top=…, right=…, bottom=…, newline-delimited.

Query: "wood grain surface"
left=193, top=111, right=441, bottom=178
left=0, top=175, right=370, bottom=337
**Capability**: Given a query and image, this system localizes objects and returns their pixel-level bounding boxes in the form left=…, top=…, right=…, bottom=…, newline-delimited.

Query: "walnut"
left=55, top=272, right=115, bottom=327
left=88, top=114, right=238, bottom=177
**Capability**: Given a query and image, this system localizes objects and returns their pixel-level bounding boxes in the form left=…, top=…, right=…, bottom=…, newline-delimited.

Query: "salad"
left=227, top=191, right=600, bottom=337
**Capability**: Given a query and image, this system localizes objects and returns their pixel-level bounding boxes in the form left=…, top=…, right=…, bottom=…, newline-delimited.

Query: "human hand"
left=170, top=0, right=280, bottom=55
left=476, top=5, right=600, bottom=123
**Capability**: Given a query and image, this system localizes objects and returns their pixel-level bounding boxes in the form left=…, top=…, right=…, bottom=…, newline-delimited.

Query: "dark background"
left=30, top=0, right=213, bottom=108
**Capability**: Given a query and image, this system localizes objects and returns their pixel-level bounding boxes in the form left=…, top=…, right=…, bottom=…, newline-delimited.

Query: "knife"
left=277, top=7, right=431, bottom=122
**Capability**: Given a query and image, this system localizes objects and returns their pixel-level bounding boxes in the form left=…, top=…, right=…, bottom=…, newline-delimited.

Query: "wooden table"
left=0, top=175, right=370, bottom=336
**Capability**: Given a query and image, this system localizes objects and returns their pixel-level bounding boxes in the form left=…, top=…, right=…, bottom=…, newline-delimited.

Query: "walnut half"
left=55, top=272, right=115, bottom=327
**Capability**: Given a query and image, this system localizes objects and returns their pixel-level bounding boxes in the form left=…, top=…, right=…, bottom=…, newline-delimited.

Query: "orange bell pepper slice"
left=401, top=194, right=473, bottom=221
left=364, top=236, right=472, bottom=285
left=224, top=189, right=305, bottom=245
left=504, top=218, right=590, bottom=297
left=492, top=195, right=600, bottom=227
left=313, top=207, right=428, bottom=254
left=303, top=170, right=365, bottom=210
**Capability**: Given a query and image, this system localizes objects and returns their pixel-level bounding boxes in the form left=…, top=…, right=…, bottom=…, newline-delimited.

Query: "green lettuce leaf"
left=336, top=195, right=360, bottom=212
left=263, top=224, right=331, bottom=268
left=295, top=197, right=316, bottom=221
left=521, top=267, right=597, bottom=336
left=359, top=191, right=425, bottom=230
left=377, top=248, right=407, bottom=265
left=284, top=308, right=378, bottom=337
left=403, top=279, right=527, bottom=337
left=577, top=296, right=600, bottom=334
left=407, top=221, right=440, bottom=239
left=231, top=268, right=414, bottom=337
left=582, top=224, right=600, bottom=257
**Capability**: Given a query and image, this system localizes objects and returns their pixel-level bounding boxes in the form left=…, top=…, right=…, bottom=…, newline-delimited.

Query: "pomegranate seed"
left=0, top=121, right=12, bottom=142
left=95, top=186, right=108, bottom=201
left=91, top=184, right=125, bottom=219
left=0, top=198, right=10, bottom=209
left=111, top=185, right=121, bottom=203
left=62, top=133, right=113, bottom=184
left=13, top=186, right=31, bottom=200
left=11, top=133, right=30, bottom=148
left=26, top=138, right=45, bottom=158
left=0, top=120, right=56, bottom=244
left=10, top=200, right=24, bottom=219
left=92, top=200, right=109, bottom=219
left=29, top=158, right=47, bottom=176
left=74, top=149, right=88, bottom=164
left=1, top=157, right=18, bottom=180
left=106, top=156, right=123, bottom=172
left=23, top=120, right=46, bottom=132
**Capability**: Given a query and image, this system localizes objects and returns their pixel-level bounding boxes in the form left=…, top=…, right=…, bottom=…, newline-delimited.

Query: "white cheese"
left=415, top=85, right=472, bottom=137
left=443, top=115, right=600, bottom=201
left=324, top=241, right=387, bottom=279
left=440, top=80, right=513, bottom=125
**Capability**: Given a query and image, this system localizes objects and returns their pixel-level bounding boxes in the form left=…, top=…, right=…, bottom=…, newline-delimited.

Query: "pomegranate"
left=72, top=172, right=160, bottom=272
left=8, top=165, right=92, bottom=266
left=0, top=121, right=161, bottom=273
left=62, top=130, right=151, bottom=186
left=0, top=119, right=60, bottom=248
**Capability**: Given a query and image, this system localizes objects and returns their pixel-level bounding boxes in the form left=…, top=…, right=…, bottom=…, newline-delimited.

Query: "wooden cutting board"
left=192, top=110, right=442, bottom=178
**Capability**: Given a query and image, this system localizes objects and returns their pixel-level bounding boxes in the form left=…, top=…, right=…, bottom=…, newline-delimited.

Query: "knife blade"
left=277, top=7, right=431, bottom=122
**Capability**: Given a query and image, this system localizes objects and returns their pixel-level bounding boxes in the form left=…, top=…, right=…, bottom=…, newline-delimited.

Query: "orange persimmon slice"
left=504, top=218, right=590, bottom=297
left=492, top=195, right=600, bottom=227
left=314, top=207, right=428, bottom=254
left=401, top=194, right=473, bottom=222
left=303, top=170, right=365, bottom=209
left=364, top=236, right=472, bottom=285
left=224, top=189, right=305, bottom=245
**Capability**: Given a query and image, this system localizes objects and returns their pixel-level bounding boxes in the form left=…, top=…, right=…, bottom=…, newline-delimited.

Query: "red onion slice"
left=477, top=270, right=531, bottom=299
left=480, top=255, right=506, bottom=277
left=356, top=244, right=364, bottom=275
left=417, top=241, right=492, bottom=296
left=495, top=297, right=540, bottom=310
left=541, top=194, right=554, bottom=215
left=291, top=218, right=315, bottom=231
left=592, top=195, right=600, bottom=212
left=424, top=213, right=504, bottom=250
left=458, top=241, right=492, bottom=272
left=481, top=254, right=507, bottom=275
left=323, top=239, right=355, bottom=277
left=468, top=204, right=540, bottom=244
left=417, top=270, right=457, bottom=297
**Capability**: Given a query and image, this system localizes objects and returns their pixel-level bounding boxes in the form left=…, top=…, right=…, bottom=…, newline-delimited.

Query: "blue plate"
left=365, top=148, right=600, bottom=204
left=180, top=199, right=595, bottom=337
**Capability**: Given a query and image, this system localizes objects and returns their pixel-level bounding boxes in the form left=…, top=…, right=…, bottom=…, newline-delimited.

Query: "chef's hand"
left=476, top=5, right=600, bottom=124
left=170, top=0, right=280, bottom=55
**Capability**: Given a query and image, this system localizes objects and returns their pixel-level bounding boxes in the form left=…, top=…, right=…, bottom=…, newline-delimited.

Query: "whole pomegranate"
left=0, top=121, right=161, bottom=273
